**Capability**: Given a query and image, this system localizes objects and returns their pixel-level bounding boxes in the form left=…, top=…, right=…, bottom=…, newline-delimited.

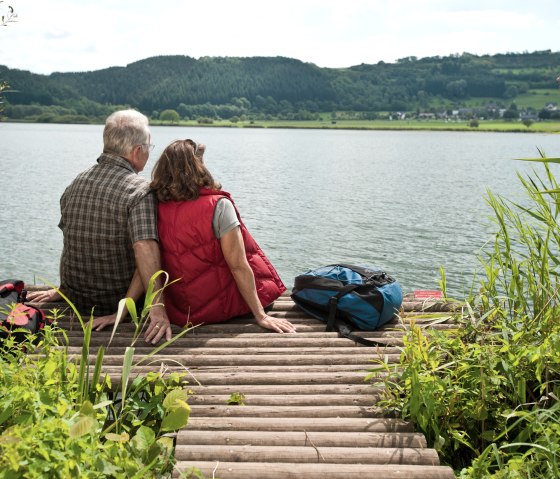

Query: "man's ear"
left=128, top=145, right=142, bottom=171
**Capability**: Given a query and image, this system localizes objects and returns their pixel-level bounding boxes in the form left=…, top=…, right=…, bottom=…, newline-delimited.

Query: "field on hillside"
left=453, top=89, right=560, bottom=111
left=515, top=89, right=560, bottom=109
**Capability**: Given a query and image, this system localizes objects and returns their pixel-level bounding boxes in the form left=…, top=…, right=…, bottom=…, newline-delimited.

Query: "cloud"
left=1, top=0, right=558, bottom=74
left=43, top=29, right=70, bottom=40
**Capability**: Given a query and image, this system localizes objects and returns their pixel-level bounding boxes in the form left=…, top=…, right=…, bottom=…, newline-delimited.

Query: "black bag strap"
left=326, top=284, right=361, bottom=332
left=325, top=283, right=387, bottom=347
left=334, top=319, right=387, bottom=347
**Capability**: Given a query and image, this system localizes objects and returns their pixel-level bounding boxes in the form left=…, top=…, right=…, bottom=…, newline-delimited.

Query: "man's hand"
left=144, top=306, right=172, bottom=344
left=133, top=240, right=172, bottom=345
left=92, top=313, right=118, bottom=331
left=26, top=289, right=62, bottom=303
left=255, top=314, right=297, bottom=334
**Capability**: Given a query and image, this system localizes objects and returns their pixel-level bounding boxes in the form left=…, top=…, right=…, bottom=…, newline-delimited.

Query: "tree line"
left=1, top=50, right=559, bottom=122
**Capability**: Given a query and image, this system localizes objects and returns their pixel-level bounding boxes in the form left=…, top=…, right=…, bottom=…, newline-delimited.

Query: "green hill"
left=1, top=50, right=559, bottom=123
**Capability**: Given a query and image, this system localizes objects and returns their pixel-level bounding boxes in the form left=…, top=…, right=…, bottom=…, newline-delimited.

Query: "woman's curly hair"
left=150, top=139, right=221, bottom=202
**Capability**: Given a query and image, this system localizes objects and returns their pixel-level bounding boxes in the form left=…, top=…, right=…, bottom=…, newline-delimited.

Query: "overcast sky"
left=1, top=0, right=559, bottom=75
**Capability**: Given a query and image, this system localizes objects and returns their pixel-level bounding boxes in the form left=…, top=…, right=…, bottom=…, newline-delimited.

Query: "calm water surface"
left=1, top=122, right=558, bottom=298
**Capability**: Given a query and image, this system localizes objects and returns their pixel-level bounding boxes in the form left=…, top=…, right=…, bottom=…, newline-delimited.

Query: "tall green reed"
left=371, top=150, right=560, bottom=476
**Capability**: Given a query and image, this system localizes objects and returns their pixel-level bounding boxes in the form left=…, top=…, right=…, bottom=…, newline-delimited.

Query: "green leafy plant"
left=0, top=272, right=195, bottom=478
left=227, top=392, right=246, bottom=406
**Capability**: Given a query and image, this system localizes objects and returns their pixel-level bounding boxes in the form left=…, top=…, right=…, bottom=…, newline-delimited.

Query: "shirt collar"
left=97, top=152, right=136, bottom=174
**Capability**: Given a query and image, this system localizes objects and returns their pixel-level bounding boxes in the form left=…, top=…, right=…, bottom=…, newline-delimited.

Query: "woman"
left=149, top=139, right=295, bottom=334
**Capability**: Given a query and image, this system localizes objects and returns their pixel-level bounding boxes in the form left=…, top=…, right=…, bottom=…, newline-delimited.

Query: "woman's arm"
left=220, top=226, right=296, bottom=333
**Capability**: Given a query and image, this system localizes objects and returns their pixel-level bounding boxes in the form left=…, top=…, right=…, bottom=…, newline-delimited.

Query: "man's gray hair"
left=103, top=109, right=150, bottom=157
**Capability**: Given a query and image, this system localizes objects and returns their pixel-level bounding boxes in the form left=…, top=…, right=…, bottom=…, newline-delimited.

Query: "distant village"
left=390, top=101, right=558, bottom=122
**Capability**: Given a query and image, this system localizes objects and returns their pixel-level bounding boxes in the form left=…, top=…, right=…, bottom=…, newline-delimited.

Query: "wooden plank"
left=96, top=364, right=379, bottom=376
left=31, top=295, right=462, bottom=312
left=187, top=384, right=376, bottom=395
left=55, top=321, right=454, bottom=336
left=54, top=316, right=318, bottom=330
left=188, top=405, right=389, bottom=418
left=90, top=345, right=403, bottom=355
left=150, top=371, right=380, bottom=385
left=58, top=322, right=326, bottom=334
left=177, top=430, right=427, bottom=448
left=185, top=417, right=414, bottom=432
left=62, top=331, right=403, bottom=350
left=60, top=330, right=402, bottom=339
left=87, top=352, right=399, bottom=366
left=401, top=301, right=462, bottom=312
left=173, top=462, right=455, bottom=479
left=174, top=444, right=441, bottom=464
left=65, top=341, right=404, bottom=356
left=100, top=369, right=389, bottom=386
left=187, top=394, right=377, bottom=406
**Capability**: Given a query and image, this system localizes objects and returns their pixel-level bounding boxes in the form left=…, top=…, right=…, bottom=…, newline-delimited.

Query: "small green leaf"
left=121, top=346, right=135, bottom=404
left=69, top=416, right=96, bottom=438
left=515, top=157, right=560, bottom=164
left=105, top=432, right=130, bottom=443
left=0, top=406, right=14, bottom=426
left=93, top=400, right=113, bottom=410
left=227, top=392, right=246, bottom=406
left=480, top=430, right=496, bottom=441
left=157, top=436, right=174, bottom=453
left=163, top=388, right=188, bottom=410
left=147, top=442, right=163, bottom=464
left=79, top=400, right=96, bottom=417
left=434, top=435, right=445, bottom=450
left=160, top=405, right=190, bottom=432
left=131, top=425, right=155, bottom=451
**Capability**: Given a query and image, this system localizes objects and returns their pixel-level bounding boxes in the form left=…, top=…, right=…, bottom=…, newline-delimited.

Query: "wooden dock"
left=33, top=291, right=458, bottom=479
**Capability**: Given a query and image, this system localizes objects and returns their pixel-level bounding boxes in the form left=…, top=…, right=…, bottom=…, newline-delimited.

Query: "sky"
left=1, top=0, right=559, bottom=75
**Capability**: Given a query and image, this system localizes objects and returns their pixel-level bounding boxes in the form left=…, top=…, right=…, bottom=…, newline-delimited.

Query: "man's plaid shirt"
left=59, top=153, right=158, bottom=315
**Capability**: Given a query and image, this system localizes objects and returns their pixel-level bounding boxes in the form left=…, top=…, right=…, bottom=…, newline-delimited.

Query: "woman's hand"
left=254, top=314, right=296, bottom=334
left=221, top=227, right=293, bottom=334
left=26, top=288, right=62, bottom=303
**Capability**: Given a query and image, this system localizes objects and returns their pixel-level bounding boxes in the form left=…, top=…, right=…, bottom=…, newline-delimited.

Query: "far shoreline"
left=3, top=118, right=560, bottom=134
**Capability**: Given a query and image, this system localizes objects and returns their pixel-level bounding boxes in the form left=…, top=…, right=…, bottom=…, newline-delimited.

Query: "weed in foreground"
left=0, top=271, right=202, bottom=479
left=370, top=151, right=560, bottom=477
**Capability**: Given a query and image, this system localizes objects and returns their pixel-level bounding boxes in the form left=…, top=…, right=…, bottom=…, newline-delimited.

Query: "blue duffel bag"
left=291, top=264, right=403, bottom=345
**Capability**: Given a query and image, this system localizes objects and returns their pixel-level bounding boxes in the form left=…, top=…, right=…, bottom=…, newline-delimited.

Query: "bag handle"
left=335, top=264, right=394, bottom=284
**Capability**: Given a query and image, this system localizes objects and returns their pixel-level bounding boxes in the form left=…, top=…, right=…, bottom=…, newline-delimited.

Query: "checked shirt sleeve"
left=129, top=190, right=159, bottom=243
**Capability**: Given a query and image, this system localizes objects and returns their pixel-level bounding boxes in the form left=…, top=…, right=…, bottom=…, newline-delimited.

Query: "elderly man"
left=28, top=109, right=171, bottom=344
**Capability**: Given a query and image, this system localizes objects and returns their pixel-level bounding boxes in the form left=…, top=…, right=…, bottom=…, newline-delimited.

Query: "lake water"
left=1, top=122, right=558, bottom=298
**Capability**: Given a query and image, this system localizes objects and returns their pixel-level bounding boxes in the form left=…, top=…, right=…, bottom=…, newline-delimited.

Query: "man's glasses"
left=142, top=143, right=155, bottom=152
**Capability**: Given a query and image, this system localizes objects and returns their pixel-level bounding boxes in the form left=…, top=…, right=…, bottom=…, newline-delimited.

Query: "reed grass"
left=370, top=150, right=560, bottom=477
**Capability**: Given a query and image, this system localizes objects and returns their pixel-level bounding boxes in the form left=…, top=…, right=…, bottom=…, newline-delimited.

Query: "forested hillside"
left=1, top=50, right=559, bottom=122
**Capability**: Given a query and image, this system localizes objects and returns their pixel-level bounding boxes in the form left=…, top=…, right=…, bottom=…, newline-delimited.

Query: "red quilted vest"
left=157, top=189, right=286, bottom=326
